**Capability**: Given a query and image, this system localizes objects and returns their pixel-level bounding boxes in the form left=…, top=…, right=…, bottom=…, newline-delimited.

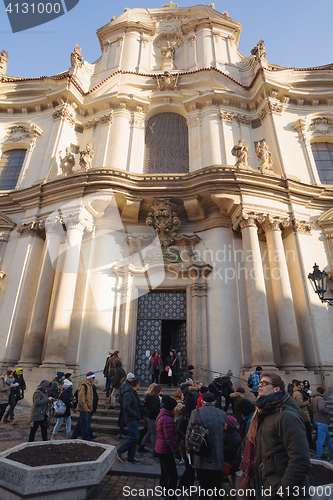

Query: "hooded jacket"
left=123, top=386, right=141, bottom=423
left=155, top=408, right=180, bottom=455
left=256, top=392, right=311, bottom=499
left=31, top=380, right=51, bottom=422
left=310, top=392, right=330, bottom=424
left=0, top=375, right=12, bottom=405
left=293, top=386, right=310, bottom=423
left=77, top=377, right=94, bottom=413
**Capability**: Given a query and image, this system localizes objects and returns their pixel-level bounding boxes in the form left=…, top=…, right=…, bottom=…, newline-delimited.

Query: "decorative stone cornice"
left=84, top=111, right=113, bottom=129
left=52, top=103, right=77, bottom=126
left=232, top=211, right=265, bottom=231
left=60, top=209, right=94, bottom=233
left=262, top=215, right=290, bottom=233
left=267, top=99, right=283, bottom=115
left=220, top=110, right=234, bottom=122
left=16, top=220, right=45, bottom=239
left=236, top=114, right=251, bottom=125
left=146, top=198, right=181, bottom=247
left=292, top=118, right=306, bottom=133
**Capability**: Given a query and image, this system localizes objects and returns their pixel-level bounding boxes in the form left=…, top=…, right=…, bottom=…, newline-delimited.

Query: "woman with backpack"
left=3, top=367, right=26, bottom=425
left=155, top=395, right=181, bottom=497
left=29, top=380, right=54, bottom=442
left=51, top=379, right=73, bottom=440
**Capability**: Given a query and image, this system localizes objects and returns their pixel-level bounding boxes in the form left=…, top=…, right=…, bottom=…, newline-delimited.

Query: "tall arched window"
left=144, top=112, right=189, bottom=174
left=0, top=149, right=26, bottom=190
left=311, top=142, right=333, bottom=184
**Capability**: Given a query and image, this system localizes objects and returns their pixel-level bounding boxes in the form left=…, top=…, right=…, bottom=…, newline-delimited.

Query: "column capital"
left=61, top=208, right=94, bottom=233
left=262, top=215, right=290, bottom=234
left=232, top=211, right=265, bottom=231
left=44, top=216, right=65, bottom=237
left=16, top=220, right=45, bottom=239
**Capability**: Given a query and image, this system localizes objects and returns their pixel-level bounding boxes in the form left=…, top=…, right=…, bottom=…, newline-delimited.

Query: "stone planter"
left=0, top=440, right=115, bottom=500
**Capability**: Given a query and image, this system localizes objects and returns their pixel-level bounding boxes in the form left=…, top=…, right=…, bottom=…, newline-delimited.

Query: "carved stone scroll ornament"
left=59, top=147, right=75, bottom=176
left=70, top=44, right=83, bottom=69
left=146, top=199, right=181, bottom=247
left=52, top=103, right=76, bottom=126
left=309, top=117, right=333, bottom=135
left=255, top=140, right=273, bottom=172
left=16, top=220, right=45, bottom=239
left=231, top=140, right=250, bottom=168
left=0, top=50, right=8, bottom=76
left=156, top=71, right=179, bottom=91
left=79, top=143, right=94, bottom=171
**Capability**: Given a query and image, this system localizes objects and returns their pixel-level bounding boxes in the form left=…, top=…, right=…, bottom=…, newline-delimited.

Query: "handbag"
left=222, top=443, right=241, bottom=477
left=165, top=365, right=170, bottom=372
left=238, top=473, right=255, bottom=500
left=53, top=399, right=66, bottom=416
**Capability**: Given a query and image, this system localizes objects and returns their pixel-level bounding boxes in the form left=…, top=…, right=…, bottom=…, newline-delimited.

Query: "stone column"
left=19, top=218, right=63, bottom=367
left=188, top=108, right=202, bottom=171
left=263, top=216, right=305, bottom=369
left=107, top=105, right=131, bottom=171
left=128, top=108, right=145, bottom=173
left=234, top=212, right=276, bottom=369
left=201, top=104, right=222, bottom=167
left=42, top=210, right=93, bottom=368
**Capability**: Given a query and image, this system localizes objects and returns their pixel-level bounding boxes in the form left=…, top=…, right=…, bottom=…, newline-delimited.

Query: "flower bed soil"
left=309, top=464, right=333, bottom=486
left=7, top=443, right=104, bottom=467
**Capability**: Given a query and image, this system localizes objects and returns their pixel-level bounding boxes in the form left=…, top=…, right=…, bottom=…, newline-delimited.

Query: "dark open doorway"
left=160, top=319, right=187, bottom=384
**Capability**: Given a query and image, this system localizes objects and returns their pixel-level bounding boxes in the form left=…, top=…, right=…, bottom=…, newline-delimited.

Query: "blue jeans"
left=53, top=416, right=71, bottom=434
left=71, top=412, right=91, bottom=441
left=142, top=417, right=157, bottom=449
left=118, top=420, right=139, bottom=461
left=315, top=422, right=333, bottom=458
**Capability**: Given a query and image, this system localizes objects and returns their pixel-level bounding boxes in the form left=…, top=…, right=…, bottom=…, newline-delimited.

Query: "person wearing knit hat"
left=155, top=395, right=181, bottom=494
left=183, top=365, right=195, bottom=382
left=3, top=367, right=26, bottom=426
left=71, top=371, right=95, bottom=441
left=196, top=386, right=209, bottom=409
left=49, top=372, right=66, bottom=400
left=224, top=415, right=242, bottom=479
left=186, top=389, right=226, bottom=497
left=226, top=415, right=238, bottom=428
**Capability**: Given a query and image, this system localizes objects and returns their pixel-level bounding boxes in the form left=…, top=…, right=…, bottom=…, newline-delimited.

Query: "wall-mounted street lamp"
left=308, top=263, right=333, bottom=306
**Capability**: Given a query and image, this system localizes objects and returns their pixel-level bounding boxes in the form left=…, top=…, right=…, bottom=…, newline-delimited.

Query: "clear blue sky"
left=1, top=0, right=332, bottom=78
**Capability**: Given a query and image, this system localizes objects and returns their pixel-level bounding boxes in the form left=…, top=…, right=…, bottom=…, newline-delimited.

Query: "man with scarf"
left=242, top=372, right=311, bottom=500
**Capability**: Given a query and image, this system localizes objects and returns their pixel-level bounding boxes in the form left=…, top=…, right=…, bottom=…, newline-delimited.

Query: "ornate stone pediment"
left=309, top=117, right=333, bottom=135
left=3, top=126, right=30, bottom=143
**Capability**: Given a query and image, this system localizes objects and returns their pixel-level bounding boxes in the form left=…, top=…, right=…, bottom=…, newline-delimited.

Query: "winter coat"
left=143, top=394, right=161, bottom=420
left=104, top=354, right=118, bottom=378
left=186, top=402, right=226, bottom=470
left=0, top=375, right=12, bottom=404
left=221, top=377, right=233, bottom=397
left=147, top=356, right=163, bottom=375
left=49, top=377, right=63, bottom=399
left=196, top=394, right=203, bottom=408
left=112, top=362, right=126, bottom=389
left=256, top=393, right=311, bottom=499
left=293, top=386, right=311, bottom=423
left=174, top=401, right=185, bottom=420
left=185, top=387, right=199, bottom=412
left=92, top=384, right=99, bottom=413
left=119, top=379, right=131, bottom=406
left=155, top=408, right=180, bottom=455
left=14, top=373, right=26, bottom=401
left=123, top=386, right=141, bottom=423
left=77, top=377, right=94, bottom=413
left=184, top=370, right=194, bottom=381
left=208, top=381, right=222, bottom=409
left=310, top=392, right=330, bottom=424
left=224, top=426, right=242, bottom=474
left=165, top=355, right=180, bottom=375
left=31, top=380, right=52, bottom=422
left=180, top=379, right=193, bottom=397
left=59, top=387, right=72, bottom=418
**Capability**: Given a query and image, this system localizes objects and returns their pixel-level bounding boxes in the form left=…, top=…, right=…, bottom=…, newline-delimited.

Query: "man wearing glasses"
left=250, top=372, right=311, bottom=500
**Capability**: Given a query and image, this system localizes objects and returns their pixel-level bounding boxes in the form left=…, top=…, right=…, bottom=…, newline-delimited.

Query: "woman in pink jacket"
left=155, top=395, right=181, bottom=498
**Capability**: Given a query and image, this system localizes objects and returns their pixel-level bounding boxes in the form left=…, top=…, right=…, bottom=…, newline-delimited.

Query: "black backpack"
left=72, top=384, right=87, bottom=409
left=187, top=409, right=212, bottom=458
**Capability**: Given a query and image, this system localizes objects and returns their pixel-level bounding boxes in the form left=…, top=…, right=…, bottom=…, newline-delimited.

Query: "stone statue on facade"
left=256, top=140, right=273, bottom=172
left=70, top=44, right=83, bottom=68
left=231, top=140, right=250, bottom=168
left=0, top=50, right=8, bottom=76
left=146, top=199, right=181, bottom=247
left=79, top=143, right=94, bottom=171
left=59, top=147, right=76, bottom=176
left=161, top=40, right=176, bottom=70
left=251, top=39, right=266, bottom=60
left=156, top=71, right=179, bottom=91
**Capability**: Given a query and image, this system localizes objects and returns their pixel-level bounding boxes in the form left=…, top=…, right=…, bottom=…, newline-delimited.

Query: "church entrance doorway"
left=134, top=291, right=187, bottom=384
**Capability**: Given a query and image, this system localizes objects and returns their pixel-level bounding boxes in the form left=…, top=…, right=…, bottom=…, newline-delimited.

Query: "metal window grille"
left=144, top=112, right=189, bottom=174
left=0, top=149, right=26, bottom=190
left=311, top=142, right=333, bottom=184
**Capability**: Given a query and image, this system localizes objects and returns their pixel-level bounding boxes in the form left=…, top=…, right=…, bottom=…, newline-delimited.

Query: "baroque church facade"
left=0, top=4, right=333, bottom=399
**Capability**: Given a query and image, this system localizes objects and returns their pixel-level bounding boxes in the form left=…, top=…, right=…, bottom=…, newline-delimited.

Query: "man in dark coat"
left=310, top=386, right=333, bottom=460
left=109, top=360, right=126, bottom=409
left=117, top=378, right=142, bottom=464
left=183, top=365, right=194, bottom=382
left=208, top=377, right=223, bottom=409
left=185, top=392, right=226, bottom=497
left=255, top=372, right=312, bottom=500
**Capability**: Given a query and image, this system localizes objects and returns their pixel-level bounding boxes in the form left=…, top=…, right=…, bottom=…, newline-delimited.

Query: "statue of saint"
left=0, top=50, right=8, bottom=76
left=255, top=140, right=273, bottom=171
left=161, top=40, right=176, bottom=70
left=231, top=140, right=250, bottom=168
left=59, top=147, right=75, bottom=176
left=70, top=44, right=83, bottom=68
left=79, top=143, right=94, bottom=171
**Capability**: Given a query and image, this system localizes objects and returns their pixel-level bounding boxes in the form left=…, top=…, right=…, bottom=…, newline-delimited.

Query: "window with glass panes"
left=0, top=149, right=26, bottom=190
left=311, top=142, right=333, bottom=184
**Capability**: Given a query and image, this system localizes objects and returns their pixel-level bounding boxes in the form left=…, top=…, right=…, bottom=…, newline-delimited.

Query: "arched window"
left=144, top=112, right=189, bottom=174
left=311, top=142, right=333, bottom=184
left=0, top=149, right=26, bottom=190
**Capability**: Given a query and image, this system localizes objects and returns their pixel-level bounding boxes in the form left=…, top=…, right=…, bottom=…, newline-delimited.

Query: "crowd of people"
left=1, top=354, right=333, bottom=499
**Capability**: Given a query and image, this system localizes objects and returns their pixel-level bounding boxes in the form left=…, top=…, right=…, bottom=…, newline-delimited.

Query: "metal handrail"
left=199, top=366, right=248, bottom=384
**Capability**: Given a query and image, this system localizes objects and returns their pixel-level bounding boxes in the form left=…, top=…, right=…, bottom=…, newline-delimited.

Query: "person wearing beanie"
left=29, top=380, right=53, bottom=442
left=109, top=360, right=126, bottom=409
left=196, top=386, right=209, bottom=409
left=49, top=372, right=65, bottom=399
left=183, top=365, right=195, bottom=382
left=51, top=377, right=73, bottom=441
left=117, top=373, right=135, bottom=439
left=0, top=370, right=16, bottom=428
left=155, top=395, right=181, bottom=495
left=186, top=391, right=227, bottom=497
left=247, top=366, right=262, bottom=398
left=3, top=367, right=25, bottom=425
left=71, top=371, right=95, bottom=441
left=223, top=415, right=241, bottom=479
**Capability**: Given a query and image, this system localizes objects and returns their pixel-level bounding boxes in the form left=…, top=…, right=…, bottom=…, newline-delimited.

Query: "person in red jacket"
left=155, top=395, right=181, bottom=498
left=196, top=386, right=209, bottom=408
